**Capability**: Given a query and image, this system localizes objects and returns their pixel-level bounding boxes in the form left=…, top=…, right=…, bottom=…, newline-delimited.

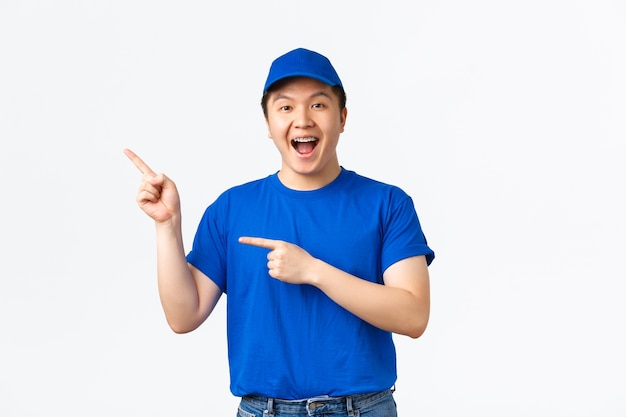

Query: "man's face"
left=265, top=77, right=347, bottom=190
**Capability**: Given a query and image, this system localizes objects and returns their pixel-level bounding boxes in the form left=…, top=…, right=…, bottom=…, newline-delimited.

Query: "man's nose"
left=294, top=108, right=314, bottom=128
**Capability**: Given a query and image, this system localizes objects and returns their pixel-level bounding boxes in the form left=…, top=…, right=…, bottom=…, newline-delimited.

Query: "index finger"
left=238, top=236, right=279, bottom=250
left=123, top=148, right=157, bottom=176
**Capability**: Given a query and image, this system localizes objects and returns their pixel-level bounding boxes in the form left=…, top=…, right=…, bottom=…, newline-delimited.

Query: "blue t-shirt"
left=186, top=168, right=434, bottom=399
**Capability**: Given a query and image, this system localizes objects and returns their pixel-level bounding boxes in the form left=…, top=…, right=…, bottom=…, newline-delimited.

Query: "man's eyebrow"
left=271, top=90, right=332, bottom=102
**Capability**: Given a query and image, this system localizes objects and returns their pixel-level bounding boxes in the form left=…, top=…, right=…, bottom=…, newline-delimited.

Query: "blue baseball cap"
left=263, top=48, right=343, bottom=93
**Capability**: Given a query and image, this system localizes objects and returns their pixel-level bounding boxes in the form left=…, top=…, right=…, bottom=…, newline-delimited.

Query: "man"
left=125, top=47, right=434, bottom=416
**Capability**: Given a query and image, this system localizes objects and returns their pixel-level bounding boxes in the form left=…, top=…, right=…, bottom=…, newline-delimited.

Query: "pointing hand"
left=238, top=237, right=319, bottom=285
left=124, top=148, right=181, bottom=223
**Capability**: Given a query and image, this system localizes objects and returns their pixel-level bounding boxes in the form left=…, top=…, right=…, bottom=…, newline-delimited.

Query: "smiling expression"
left=265, top=77, right=348, bottom=191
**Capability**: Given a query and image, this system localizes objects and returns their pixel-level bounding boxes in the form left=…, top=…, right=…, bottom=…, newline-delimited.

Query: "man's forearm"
left=310, top=257, right=430, bottom=338
left=155, top=218, right=201, bottom=333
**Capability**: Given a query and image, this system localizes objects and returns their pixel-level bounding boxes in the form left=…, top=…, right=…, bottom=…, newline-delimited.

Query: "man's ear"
left=265, top=117, right=272, bottom=138
left=340, top=107, right=348, bottom=133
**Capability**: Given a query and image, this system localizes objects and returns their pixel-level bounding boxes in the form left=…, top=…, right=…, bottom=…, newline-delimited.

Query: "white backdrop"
left=1, top=1, right=624, bottom=416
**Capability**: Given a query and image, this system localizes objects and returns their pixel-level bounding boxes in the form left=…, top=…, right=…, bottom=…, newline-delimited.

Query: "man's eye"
left=312, top=103, right=325, bottom=109
left=280, top=105, right=292, bottom=111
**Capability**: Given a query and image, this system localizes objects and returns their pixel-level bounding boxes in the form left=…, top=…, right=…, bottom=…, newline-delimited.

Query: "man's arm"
left=155, top=220, right=222, bottom=333
left=238, top=237, right=430, bottom=338
left=124, top=148, right=222, bottom=333
left=313, top=255, right=430, bottom=338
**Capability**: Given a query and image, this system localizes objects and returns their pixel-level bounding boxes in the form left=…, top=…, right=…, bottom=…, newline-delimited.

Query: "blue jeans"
left=237, top=389, right=397, bottom=417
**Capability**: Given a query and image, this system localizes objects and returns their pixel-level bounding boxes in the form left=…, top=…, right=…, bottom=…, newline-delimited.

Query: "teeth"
left=293, top=137, right=317, bottom=143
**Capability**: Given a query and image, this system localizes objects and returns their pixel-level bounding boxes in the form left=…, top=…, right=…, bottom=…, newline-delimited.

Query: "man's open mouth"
left=291, top=137, right=318, bottom=154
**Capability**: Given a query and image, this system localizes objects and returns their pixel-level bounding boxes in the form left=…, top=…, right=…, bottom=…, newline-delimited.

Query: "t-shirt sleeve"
left=185, top=203, right=228, bottom=292
left=381, top=194, right=435, bottom=271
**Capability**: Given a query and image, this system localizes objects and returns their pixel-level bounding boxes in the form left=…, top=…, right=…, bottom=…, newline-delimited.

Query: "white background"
left=1, top=1, right=624, bottom=416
